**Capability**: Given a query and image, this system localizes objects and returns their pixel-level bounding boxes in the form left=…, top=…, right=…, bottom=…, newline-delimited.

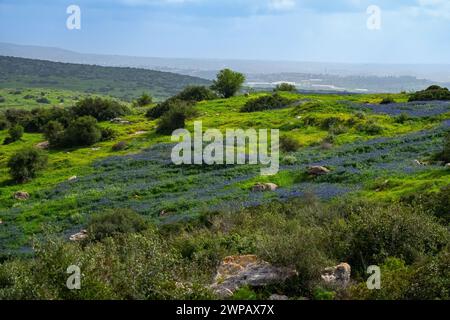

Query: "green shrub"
left=100, top=127, right=117, bottom=141
left=87, top=209, right=148, bottom=242
left=112, top=141, right=128, bottom=151
left=146, top=99, right=193, bottom=119
left=0, top=96, right=5, bottom=103
left=356, top=121, right=383, bottom=135
left=3, top=124, right=24, bottom=144
left=409, top=85, right=450, bottom=102
left=241, top=94, right=292, bottom=112
left=211, top=69, right=245, bottom=98
left=274, top=83, right=296, bottom=92
left=134, top=93, right=153, bottom=107
left=36, top=97, right=50, bottom=104
left=63, top=116, right=102, bottom=147
left=231, top=286, right=258, bottom=300
left=0, top=117, right=8, bottom=130
left=156, top=108, right=188, bottom=135
left=72, top=97, right=129, bottom=121
left=43, top=121, right=65, bottom=147
left=280, top=135, right=301, bottom=152
left=395, top=113, right=410, bottom=124
left=332, top=203, right=448, bottom=271
left=7, top=147, right=48, bottom=183
left=380, top=97, right=395, bottom=104
left=175, top=86, right=218, bottom=102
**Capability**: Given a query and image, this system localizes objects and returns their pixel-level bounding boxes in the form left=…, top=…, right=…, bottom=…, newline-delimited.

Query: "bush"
left=332, top=203, right=448, bottom=271
left=72, top=97, right=129, bottom=121
left=409, top=85, right=450, bottom=102
left=380, top=97, right=395, bottom=104
left=356, top=121, right=383, bottom=135
left=112, top=141, right=128, bottom=151
left=7, top=147, right=48, bottom=183
left=3, top=124, right=23, bottom=145
left=100, top=127, right=117, bottom=141
left=211, top=69, right=246, bottom=98
left=36, top=97, right=50, bottom=104
left=0, top=96, right=5, bottom=103
left=43, top=121, right=65, bottom=147
left=63, top=116, right=102, bottom=147
left=274, top=83, right=296, bottom=92
left=175, top=86, right=218, bottom=102
left=156, top=108, right=188, bottom=135
left=241, top=94, right=292, bottom=112
left=280, top=135, right=301, bottom=153
left=437, top=130, right=450, bottom=163
left=146, top=99, right=193, bottom=119
left=134, top=93, right=153, bottom=107
left=87, top=209, right=148, bottom=242
left=0, top=117, right=8, bottom=130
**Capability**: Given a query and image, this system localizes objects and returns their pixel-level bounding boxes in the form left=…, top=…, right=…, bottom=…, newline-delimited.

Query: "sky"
left=0, top=0, right=450, bottom=64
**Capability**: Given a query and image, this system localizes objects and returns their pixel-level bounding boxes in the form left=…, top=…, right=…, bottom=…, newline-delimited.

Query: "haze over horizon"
left=1, top=0, right=450, bottom=65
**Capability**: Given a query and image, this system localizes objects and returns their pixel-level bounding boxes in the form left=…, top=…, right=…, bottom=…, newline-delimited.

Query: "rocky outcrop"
left=307, top=166, right=330, bottom=176
left=69, top=230, right=88, bottom=242
left=36, top=141, right=49, bottom=150
left=211, top=255, right=297, bottom=298
left=14, top=191, right=30, bottom=200
left=251, top=183, right=278, bottom=192
left=269, top=294, right=289, bottom=300
left=321, top=263, right=351, bottom=288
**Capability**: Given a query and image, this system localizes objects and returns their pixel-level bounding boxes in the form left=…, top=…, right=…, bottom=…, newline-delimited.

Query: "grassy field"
left=0, top=88, right=449, bottom=253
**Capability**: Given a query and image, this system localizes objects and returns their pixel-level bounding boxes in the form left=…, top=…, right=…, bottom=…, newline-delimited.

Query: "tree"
left=43, top=121, right=65, bottom=147
left=3, top=124, right=24, bottom=144
left=8, top=147, right=48, bottom=183
left=135, top=93, right=153, bottom=107
left=275, top=83, right=296, bottom=92
left=63, top=116, right=102, bottom=147
left=72, top=97, right=129, bottom=121
left=211, top=69, right=246, bottom=98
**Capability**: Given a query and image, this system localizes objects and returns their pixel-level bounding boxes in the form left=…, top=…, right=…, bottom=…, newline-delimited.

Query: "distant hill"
left=0, top=56, right=210, bottom=101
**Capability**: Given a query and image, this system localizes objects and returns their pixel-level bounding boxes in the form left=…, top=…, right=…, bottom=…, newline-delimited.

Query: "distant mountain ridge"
left=0, top=55, right=210, bottom=101
left=1, top=42, right=449, bottom=93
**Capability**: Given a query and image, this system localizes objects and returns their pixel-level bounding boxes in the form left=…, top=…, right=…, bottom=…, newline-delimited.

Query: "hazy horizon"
left=1, top=0, right=450, bottom=64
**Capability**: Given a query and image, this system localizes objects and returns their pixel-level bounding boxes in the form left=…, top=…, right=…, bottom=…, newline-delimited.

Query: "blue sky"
left=1, top=0, right=450, bottom=63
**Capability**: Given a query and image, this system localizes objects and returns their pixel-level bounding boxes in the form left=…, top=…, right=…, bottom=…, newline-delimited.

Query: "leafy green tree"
left=275, top=83, right=296, bottom=92
left=135, top=93, right=153, bottom=107
left=43, top=121, right=65, bottom=147
left=72, top=97, right=129, bottom=121
left=211, top=69, right=246, bottom=98
left=8, top=147, right=48, bottom=183
left=3, top=124, right=24, bottom=144
left=63, top=116, right=102, bottom=147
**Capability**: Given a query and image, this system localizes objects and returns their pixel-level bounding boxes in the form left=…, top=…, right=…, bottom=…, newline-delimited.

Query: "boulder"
left=307, top=166, right=330, bottom=176
left=69, top=230, right=88, bottom=242
left=321, top=263, right=351, bottom=288
left=36, top=141, right=50, bottom=150
left=413, top=159, right=425, bottom=166
left=251, top=183, right=279, bottom=192
left=68, top=176, right=77, bottom=181
left=14, top=191, right=30, bottom=200
left=446, top=163, right=450, bottom=168
left=211, top=255, right=297, bottom=298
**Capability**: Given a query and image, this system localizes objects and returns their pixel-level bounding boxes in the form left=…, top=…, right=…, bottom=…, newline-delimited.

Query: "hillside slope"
left=0, top=56, right=210, bottom=101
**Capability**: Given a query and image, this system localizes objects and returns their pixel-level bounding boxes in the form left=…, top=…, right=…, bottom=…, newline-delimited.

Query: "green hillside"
left=0, top=56, right=211, bottom=101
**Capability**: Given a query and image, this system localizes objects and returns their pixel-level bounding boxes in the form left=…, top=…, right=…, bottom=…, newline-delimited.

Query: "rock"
left=413, top=159, right=424, bottom=166
left=269, top=294, right=289, bottom=300
left=91, top=147, right=101, bottom=151
left=445, top=163, right=450, bottom=168
left=0, top=219, right=3, bottom=225
left=307, top=166, right=331, bottom=176
left=110, top=118, right=130, bottom=124
left=14, top=191, right=30, bottom=200
left=69, top=230, right=88, bottom=242
left=211, top=255, right=297, bottom=298
left=251, top=183, right=279, bottom=192
left=132, top=131, right=147, bottom=136
left=68, top=176, right=77, bottom=181
left=321, top=263, right=351, bottom=288
left=36, top=141, right=49, bottom=149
